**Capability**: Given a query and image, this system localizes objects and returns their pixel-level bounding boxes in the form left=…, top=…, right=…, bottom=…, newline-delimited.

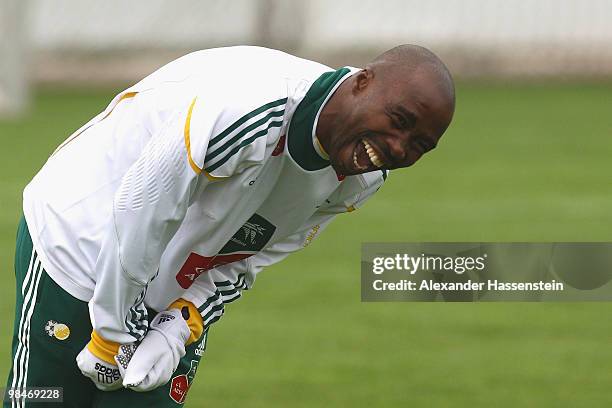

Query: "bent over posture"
left=5, top=45, right=454, bottom=407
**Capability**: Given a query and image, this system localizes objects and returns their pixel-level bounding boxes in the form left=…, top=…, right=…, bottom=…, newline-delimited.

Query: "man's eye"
left=396, top=115, right=408, bottom=128
left=395, top=113, right=416, bottom=130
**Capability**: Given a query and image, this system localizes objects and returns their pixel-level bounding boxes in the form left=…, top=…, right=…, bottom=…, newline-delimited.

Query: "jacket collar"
left=287, top=67, right=356, bottom=171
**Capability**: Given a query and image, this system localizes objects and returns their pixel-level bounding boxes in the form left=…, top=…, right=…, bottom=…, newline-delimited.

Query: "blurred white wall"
left=5, top=0, right=612, bottom=91
left=29, top=0, right=258, bottom=50
left=305, top=0, right=612, bottom=48
left=0, top=0, right=29, bottom=115
left=28, top=0, right=612, bottom=51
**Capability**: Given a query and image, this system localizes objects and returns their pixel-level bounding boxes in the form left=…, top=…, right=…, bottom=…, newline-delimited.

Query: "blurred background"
left=3, top=0, right=612, bottom=112
left=1, top=1, right=612, bottom=407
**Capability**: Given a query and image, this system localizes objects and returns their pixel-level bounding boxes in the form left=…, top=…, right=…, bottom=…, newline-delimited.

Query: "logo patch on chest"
left=176, top=213, right=276, bottom=288
left=218, top=213, right=276, bottom=254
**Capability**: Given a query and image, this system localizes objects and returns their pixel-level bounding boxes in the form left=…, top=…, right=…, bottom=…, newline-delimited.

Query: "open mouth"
left=352, top=138, right=385, bottom=171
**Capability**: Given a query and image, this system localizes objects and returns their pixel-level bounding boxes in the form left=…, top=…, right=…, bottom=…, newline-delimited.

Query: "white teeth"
left=362, top=139, right=384, bottom=168
left=353, top=149, right=368, bottom=170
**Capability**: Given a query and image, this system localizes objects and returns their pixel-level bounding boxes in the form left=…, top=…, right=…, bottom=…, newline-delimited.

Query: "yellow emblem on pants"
left=45, top=320, right=70, bottom=340
left=53, top=324, right=70, bottom=340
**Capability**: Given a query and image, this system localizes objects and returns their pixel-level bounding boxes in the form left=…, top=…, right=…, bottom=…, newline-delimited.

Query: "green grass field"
left=1, top=83, right=612, bottom=407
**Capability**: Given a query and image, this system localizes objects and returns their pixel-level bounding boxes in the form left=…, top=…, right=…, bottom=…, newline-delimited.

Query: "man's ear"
left=353, top=69, right=373, bottom=94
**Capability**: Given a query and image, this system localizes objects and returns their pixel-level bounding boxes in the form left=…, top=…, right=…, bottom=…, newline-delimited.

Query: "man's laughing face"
left=323, top=67, right=454, bottom=176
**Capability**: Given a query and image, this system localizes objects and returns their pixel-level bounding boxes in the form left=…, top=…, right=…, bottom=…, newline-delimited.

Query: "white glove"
left=76, top=333, right=122, bottom=391
left=115, top=308, right=190, bottom=392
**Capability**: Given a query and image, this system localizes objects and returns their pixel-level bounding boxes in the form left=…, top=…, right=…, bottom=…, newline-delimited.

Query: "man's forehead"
left=374, top=65, right=453, bottom=117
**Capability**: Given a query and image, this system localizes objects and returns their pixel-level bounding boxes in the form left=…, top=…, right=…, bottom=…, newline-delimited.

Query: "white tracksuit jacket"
left=23, top=46, right=387, bottom=344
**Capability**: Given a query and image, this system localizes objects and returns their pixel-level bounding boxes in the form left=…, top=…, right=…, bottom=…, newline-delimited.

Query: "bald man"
left=6, top=45, right=454, bottom=407
left=319, top=45, right=454, bottom=173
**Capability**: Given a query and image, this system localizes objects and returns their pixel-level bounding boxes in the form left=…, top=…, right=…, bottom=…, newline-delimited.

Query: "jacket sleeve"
left=178, top=172, right=386, bottom=328
left=176, top=210, right=337, bottom=328
left=90, top=97, right=217, bottom=343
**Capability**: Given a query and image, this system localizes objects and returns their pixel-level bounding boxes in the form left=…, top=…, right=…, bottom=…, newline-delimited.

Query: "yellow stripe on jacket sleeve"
left=184, top=97, right=202, bottom=174
left=183, top=97, right=222, bottom=181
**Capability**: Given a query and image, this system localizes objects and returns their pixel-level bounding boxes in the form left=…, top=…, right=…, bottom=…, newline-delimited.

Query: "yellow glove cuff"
left=88, top=330, right=120, bottom=365
left=169, top=298, right=204, bottom=345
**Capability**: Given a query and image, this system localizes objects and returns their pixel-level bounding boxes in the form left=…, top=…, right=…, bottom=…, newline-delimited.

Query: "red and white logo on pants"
left=169, top=360, right=199, bottom=404
left=170, top=374, right=189, bottom=404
